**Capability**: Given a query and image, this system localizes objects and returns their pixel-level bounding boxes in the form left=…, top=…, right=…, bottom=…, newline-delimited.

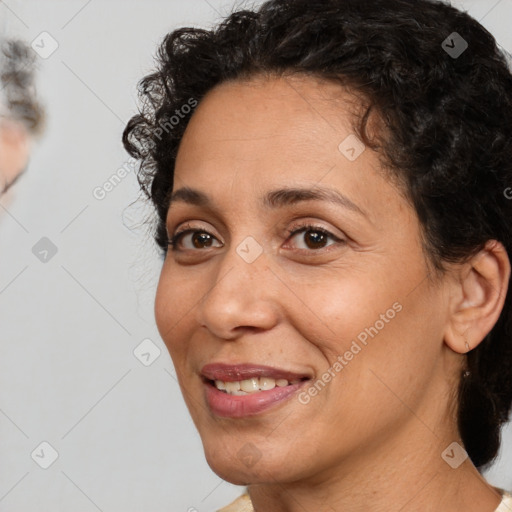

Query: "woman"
left=0, top=39, right=43, bottom=197
left=123, top=0, right=512, bottom=510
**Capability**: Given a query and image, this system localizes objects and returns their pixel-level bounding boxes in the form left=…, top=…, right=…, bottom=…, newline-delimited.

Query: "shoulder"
left=216, top=488, right=512, bottom=511
left=217, top=493, right=253, bottom=512
left=495, top=488, right=512, bottom=512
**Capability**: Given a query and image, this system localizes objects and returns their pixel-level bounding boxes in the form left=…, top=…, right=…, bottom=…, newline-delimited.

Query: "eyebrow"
left=168, top=185, right=367, bottom=217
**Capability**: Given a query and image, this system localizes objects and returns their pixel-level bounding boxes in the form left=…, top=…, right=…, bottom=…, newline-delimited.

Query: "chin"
left=204, top=452, right=256, bottom=485
left=202, top=443, right=300, bottom=486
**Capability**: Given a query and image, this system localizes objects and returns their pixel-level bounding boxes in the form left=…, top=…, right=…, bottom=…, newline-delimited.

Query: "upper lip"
left=201, top=363, right=312, bottom=382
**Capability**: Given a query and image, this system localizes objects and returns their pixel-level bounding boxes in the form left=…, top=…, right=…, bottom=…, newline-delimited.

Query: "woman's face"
left=155, top=75, right=456, bottom=484
left=0, top=118, right=30, bottom=194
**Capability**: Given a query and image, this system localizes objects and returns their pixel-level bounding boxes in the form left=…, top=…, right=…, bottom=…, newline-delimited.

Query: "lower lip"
left=204, top=381, right=307, bottom=418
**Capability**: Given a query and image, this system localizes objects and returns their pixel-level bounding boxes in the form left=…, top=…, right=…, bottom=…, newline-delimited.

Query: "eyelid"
left=169, top=220, right=216, bottom=237
left=168, top=219, right=346, bottom=254
left=283, top=221, right=345, bottom=251
left=167, top=222, right=223, bottom=249
left=284, top=221, right=343, bottom=239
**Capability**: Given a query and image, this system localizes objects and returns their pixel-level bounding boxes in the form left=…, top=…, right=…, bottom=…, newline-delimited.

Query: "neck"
left=247, top=414, right=502, bottom=512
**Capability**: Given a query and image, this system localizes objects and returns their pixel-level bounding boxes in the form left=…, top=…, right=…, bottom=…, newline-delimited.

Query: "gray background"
left=0, top=1, right=510, bottom=511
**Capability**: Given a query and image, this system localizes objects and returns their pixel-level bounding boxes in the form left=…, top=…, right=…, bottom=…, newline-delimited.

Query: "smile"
left=201, top=363, right=311, bottom=417
left=213, top=376, right=301, bottom=395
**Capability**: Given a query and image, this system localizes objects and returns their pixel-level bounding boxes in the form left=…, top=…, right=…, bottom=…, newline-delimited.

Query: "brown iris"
left=192, top=232, right=214, bottom=248
left=303, top=230, right=328, bottom=249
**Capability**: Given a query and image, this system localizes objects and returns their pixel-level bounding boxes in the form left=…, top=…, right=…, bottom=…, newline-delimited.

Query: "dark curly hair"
left=123, top=0, right=512, bottom=470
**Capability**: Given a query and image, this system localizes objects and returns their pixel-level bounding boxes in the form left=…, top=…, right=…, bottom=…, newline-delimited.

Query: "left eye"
left=286, top=226, right=341, bottom=250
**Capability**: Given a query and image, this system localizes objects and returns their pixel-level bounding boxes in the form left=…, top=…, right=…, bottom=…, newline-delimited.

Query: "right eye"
left=168, top=228, right=223, bottom=251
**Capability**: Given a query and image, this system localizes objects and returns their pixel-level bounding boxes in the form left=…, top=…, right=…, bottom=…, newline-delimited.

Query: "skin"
left=155, top=75, right=510, bottom=512
left=0, top=118, right=30, bottom=195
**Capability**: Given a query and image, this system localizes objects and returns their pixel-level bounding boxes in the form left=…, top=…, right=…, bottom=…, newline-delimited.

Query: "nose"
left=195, top=244, right=280, bottom=340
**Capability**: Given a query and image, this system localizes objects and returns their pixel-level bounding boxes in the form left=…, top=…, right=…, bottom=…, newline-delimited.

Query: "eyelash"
left=284, top=223, right=343, bottom=250
left=167, top=222, right=344, bottom=252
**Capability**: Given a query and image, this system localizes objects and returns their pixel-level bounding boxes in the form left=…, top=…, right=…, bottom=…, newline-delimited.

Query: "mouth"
left=208, top=375, right=307, bottom=395
left=201, top=363, right=312, bottom=417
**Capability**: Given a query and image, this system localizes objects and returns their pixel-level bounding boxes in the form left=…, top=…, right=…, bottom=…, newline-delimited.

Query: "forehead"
left=170, top=75, right=418, bottom=249
left=174, top=74, right=372, bottom=180
left=171, top=75, right=407, bottom=226
left=179, top=74, right=362, bottom=142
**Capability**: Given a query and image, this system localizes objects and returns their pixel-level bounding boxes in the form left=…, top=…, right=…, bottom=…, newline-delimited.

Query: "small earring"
left=463, top=370, right=471, bottom=378
left=464, top=341, right=470, bottom=352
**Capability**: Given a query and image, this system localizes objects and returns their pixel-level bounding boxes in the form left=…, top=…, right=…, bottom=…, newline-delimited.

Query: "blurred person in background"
left=0, top=38, right=43, bottom=199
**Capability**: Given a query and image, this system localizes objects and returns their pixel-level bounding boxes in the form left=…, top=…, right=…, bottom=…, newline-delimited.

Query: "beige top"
left=496, top=489, right=512, bottom=512
left=218, top=493, right=253, bottom=512
left=218, top=489, right=512, bottom=512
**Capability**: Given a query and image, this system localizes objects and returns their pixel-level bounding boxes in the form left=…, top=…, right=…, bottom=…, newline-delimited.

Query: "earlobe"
left=444, top=240, right=510, bottom=354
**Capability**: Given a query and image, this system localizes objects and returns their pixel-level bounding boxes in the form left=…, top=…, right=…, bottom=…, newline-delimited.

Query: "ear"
left=444, top=240, right=510, bottom=354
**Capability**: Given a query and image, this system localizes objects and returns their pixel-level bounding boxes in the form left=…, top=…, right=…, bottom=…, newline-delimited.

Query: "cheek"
left=154, top=267, right=194, bottom=358
left=282, top=266, right=404, bottom=361
left=154, top=272, right=170, bottom=342
left=303, top=275, right=444, bottom=428
left=287, top=257, right=443, bottom=406
left=0, top=127, right=30, bottom=183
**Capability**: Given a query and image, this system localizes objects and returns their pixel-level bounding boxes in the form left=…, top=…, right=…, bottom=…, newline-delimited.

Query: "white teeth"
left=259, top=377, right=276, bottom=390
left=225, top=381, right=241, bottom=393
left=231, top=389, right=248, bottom=396
left=215, top=380, right=226, bottom=391
left=213, top=376, right=298, bottom=394
left=240, top=378, right=259, bottom=392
